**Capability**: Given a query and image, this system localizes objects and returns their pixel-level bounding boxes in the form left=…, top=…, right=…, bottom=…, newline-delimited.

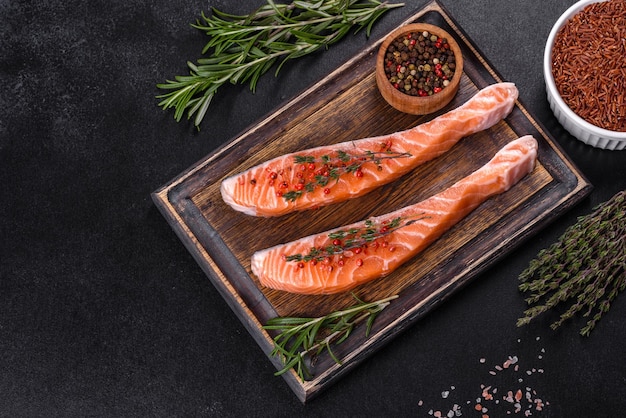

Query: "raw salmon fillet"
left=221, top=82, right=519, bottom=217
left=251, top=135, right=538, bottom=295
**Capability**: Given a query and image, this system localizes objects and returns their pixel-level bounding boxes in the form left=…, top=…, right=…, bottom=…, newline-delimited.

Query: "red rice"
left=551, top=0, right=626, bottom=132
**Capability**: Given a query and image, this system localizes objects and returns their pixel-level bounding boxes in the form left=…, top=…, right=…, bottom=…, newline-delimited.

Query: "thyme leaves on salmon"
left=517, top=190, right=626, bottom=336
left=279, top=145, right=412, bottom=202
left=156, top=0, right=405, bottom=128
left=263, top=294, right=398, bottom=380
left=284, top=213, right=426, bottom=264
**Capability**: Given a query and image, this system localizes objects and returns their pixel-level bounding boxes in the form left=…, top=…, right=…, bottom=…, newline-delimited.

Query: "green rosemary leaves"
left=263, top=294, right=397, bottom=380
left=517, top=190, right=625, bottom=336
left=157, top=0, right=404, bottom=127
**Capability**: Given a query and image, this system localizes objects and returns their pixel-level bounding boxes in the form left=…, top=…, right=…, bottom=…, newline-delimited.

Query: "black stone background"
left=1, top=0, right=625, bottom=416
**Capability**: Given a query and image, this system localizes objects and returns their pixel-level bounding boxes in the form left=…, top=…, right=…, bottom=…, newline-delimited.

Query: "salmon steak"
left=221, top=82, right=519, bottom=217
left=251, top=135, right=538, bottom=295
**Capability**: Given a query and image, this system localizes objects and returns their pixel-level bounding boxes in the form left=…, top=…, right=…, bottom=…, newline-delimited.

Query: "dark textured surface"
left=1, top=0, right=625, bottom=416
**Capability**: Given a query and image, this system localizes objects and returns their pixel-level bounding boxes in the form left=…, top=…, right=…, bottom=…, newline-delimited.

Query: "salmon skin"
left=221, top=83, right=519, bottom=217
left=251, top=136, right=538, bottom=295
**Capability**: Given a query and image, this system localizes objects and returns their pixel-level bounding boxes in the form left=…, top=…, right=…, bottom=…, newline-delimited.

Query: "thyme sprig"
left=263, top=294, right=398, bottom=380
left=282, top=148, right=412, bottom=202
left=517, top=190, right=625, bottom=336
left=286, top=216, right=405, bottom=262
left=157, top=0, right=405, bottom=127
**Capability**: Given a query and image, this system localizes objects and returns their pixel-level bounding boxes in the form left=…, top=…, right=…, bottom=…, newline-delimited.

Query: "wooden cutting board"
left=152, top=0, right=591, bottom=403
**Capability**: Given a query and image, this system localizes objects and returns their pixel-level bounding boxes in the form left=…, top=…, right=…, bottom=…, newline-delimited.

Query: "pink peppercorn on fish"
left=251, top=135, right=538, bottom=294
left=221, top=82, right=519, bottom=217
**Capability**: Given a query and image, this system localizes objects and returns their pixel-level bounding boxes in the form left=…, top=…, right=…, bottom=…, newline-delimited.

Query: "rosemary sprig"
left=157, top=0, right=404, bottom=127
left=263, top=294, right=398, bottom=380
left=517, top=190, right=625, bottom=336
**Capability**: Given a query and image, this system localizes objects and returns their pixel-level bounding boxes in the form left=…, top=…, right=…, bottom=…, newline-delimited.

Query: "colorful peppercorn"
left=384, top=30, right=456, bottom=97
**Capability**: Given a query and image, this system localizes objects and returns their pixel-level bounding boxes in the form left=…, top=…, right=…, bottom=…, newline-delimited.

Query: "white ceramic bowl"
left=544, top=0, right=626, bottom=150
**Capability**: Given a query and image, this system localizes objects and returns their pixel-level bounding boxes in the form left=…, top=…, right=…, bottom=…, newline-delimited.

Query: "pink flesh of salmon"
left=221, top=83, right=519, bottom=217
left=251, top=135, right=538, bottom=295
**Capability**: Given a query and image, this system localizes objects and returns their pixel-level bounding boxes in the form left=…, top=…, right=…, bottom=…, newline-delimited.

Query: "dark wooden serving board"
left=152, top=1, right=591, bottom=403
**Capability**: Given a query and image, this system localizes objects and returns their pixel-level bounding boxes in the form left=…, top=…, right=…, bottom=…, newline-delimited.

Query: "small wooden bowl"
left=376, top=23, right=463, bottom=115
